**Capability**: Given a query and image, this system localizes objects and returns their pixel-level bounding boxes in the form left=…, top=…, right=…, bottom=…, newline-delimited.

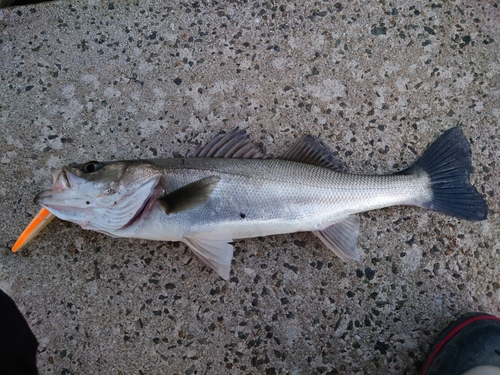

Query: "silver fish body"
left=123, top=157, right=428, bottom=240
left=35, top=128, right=487, bottom=279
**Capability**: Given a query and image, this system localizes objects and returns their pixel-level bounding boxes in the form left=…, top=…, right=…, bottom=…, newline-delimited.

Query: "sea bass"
left=28, top=127, right=486, bottom=279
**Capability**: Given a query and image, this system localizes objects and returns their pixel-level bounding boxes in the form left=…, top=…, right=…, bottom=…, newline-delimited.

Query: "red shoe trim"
left=420, top=314, right=500, bottom=375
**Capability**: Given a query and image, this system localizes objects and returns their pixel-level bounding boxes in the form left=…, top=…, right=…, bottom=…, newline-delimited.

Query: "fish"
left=15, top=127, right=487, bottom=279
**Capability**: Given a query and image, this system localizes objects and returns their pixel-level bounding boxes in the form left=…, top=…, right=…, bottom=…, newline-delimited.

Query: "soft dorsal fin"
left=158, top=176, right=220, bottom=214
left=192, top=128, right=270, bottom=159
left=281, top=134, right=346, bottom=172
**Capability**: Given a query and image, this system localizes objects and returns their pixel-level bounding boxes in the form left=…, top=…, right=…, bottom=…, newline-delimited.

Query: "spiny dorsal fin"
left=192, top=128, right=270, bottom=159
left=281, top=134, right=346, bottom=172
left=158, top=176, right=220, bottom=214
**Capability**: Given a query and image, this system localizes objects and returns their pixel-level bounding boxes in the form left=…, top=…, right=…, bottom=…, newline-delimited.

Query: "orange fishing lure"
left=12, top=208, right=55, bottom=252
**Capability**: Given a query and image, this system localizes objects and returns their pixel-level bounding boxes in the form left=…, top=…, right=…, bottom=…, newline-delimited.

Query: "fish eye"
left=81, top=161, right=101, bottom=173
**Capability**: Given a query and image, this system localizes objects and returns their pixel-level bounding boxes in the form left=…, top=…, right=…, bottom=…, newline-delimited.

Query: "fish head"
left=35, top=161, right=162, bottom=233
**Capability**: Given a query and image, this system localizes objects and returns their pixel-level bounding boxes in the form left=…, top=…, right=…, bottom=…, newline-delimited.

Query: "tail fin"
left=403, top=127, right=487, bottom=221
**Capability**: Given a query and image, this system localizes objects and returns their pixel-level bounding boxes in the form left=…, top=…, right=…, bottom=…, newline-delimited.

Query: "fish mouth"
left=51, top=169, right=68, bottom=190
left=35, top=169, right=84, bottom=205
left=52, top=169, right=84, bottom=190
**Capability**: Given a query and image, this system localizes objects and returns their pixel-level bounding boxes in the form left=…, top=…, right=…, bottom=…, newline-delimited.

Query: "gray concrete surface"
left=1, top=1, right=499, bottom=374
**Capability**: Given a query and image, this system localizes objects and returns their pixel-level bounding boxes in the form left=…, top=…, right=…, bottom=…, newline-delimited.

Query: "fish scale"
left=17, top=127, right=487, bottom=280
left=145, top=158, right=429, bottom=240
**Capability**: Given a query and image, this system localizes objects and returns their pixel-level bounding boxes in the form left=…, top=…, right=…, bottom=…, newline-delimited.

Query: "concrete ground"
left=1, top=1, right=499, bottom=374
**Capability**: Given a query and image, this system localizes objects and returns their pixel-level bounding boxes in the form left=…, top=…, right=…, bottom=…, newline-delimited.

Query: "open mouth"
left=54, top=169, right=85, bottom=191
left=52, top=169, right=69, bottom=190
left=35, top=169, right=84, bottom=206
left=35, top=170, right=70, bottom=204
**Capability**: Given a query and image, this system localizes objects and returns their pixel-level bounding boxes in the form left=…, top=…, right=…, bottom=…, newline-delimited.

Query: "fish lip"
left=65, top=170, right=84, bottom=189
left=51, top=169, right=63, bottom=185
left=34, top=192, right=43, bottom=205
left=51, top=169, right=71, bottom=190
left=34, top=189, right=61, bottom=205
left=35, top=169, right=75, bottom=205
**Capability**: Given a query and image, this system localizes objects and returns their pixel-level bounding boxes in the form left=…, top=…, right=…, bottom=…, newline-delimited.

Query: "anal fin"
left=159, top=176, right=220, bottom=214
left=184, top=232, right=234, bottom=280
left=313, top=216, right=360, bottom=261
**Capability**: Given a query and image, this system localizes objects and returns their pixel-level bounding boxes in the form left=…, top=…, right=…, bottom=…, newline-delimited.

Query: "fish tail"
left=403, top=127, right=488, bottom=220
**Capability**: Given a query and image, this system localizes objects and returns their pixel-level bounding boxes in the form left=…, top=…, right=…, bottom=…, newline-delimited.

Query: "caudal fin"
left=403, top=127, right=487, bottom=220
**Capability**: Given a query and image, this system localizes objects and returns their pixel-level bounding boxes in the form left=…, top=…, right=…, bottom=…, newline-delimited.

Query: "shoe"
left=0, top=289, right=39, bottom=375
left=420, top=313, right=500, bottom=375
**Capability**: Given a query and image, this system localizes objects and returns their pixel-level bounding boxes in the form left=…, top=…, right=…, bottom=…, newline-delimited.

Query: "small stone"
left=375, top=340, right=389, bottom=354
left=165, top=283, right=176, bottom=290
left=371, top=26, right=387, bottom=36
left=364, top=267, right=375, bottom=280
left=424, top=26, right=436, bottom=35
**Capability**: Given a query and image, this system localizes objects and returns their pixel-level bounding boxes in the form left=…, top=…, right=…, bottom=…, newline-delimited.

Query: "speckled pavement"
left=1, top=1, right=499, bottom=374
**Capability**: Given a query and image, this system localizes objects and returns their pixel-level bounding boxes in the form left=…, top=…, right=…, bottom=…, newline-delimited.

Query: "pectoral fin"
left=184, top=232, right=234, bottom=280
left=313, top=216, right=360, bottom=261
left=158, top=176, right=220, bottom=214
